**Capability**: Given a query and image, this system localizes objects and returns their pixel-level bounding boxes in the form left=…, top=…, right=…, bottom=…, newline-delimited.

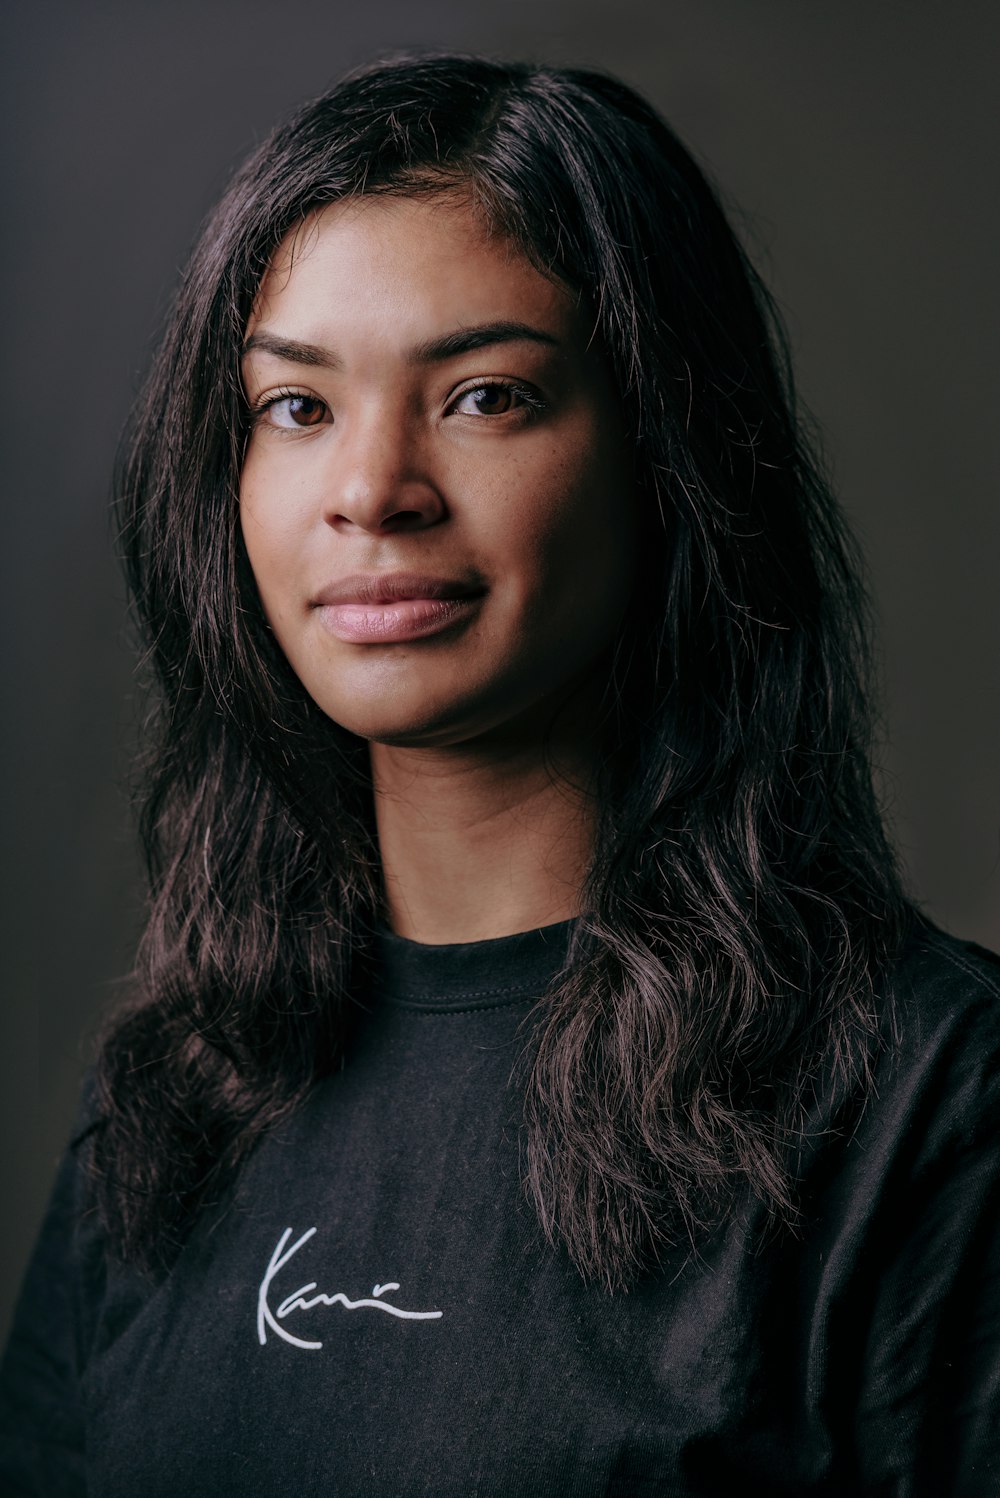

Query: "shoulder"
left=888, top=916, right=1000, bottom=1071
left=891, top=915, right=1000, bottom=1019
left=69, top=1067, right=104, bottom=1149
left=870, top=915, right=1000, bottom=1165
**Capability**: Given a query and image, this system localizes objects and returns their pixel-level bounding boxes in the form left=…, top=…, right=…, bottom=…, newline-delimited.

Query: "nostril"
left=380, top=508, right=437, bottom=531
left=327, top=492, right=445, bottom=533
left=322, top=437, right=448, bottom=530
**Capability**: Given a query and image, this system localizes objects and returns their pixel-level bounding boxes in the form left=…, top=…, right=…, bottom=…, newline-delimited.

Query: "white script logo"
left=257, top=1227, right=444, bottom=1351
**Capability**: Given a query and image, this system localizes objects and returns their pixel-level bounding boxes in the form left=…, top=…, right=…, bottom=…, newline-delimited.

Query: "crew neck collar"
left=373, top=918, right=577, bottom=1010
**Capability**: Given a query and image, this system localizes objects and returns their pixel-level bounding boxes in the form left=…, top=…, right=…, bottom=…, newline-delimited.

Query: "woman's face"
left=239, top=191, right=636, bottom=749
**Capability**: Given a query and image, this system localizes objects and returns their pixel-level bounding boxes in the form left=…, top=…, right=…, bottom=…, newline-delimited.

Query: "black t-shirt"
left=2, top=917, right=999, bottom=1496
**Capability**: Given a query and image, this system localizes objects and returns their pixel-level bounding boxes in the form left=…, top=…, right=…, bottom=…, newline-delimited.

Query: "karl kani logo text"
left=257, top=1227, right=444, bottom=1351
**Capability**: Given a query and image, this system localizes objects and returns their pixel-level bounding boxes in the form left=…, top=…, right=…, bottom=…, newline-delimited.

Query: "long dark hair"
left=97, top=53, right=909, bottom=1289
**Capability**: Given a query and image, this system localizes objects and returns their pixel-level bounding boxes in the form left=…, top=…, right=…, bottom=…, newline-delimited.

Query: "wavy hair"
left=96, top=53, right=909, bottom=1289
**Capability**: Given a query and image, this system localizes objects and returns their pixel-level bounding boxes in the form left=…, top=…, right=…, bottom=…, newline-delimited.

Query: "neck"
left=370, top=720, right=599, bottom=945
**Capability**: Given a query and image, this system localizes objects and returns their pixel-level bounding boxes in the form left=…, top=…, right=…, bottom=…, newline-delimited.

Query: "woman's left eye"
left=450, top=382, right=540, bottom=418
left=257, top=394, right=329, bottom=430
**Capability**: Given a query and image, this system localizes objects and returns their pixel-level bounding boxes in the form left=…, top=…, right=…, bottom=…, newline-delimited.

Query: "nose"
left=324, top=405, right=445, bottom=534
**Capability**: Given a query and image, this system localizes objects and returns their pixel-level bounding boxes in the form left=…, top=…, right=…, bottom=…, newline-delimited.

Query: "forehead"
left=247, top=191, right=580, bottom=348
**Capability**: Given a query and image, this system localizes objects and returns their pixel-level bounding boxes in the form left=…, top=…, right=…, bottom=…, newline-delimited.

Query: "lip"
left=312, top=572, right=486, bottom=644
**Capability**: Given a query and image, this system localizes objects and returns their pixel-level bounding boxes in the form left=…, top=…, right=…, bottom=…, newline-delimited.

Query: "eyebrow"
left=241, top=320, right=560, bottom=369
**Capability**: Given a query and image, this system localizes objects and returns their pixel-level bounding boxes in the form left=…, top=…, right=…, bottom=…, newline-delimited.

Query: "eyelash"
left=449, top=378, right=548, bottom=419
left=249, top=387, right=326, bottom=429
left=249, top=378, right=547, bottom=429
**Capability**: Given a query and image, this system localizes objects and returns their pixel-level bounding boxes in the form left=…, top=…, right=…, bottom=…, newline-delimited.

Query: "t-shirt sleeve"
left=855, top=935, right=1000, bottom=1495
left=0, top=1119, right=96, bottom=1496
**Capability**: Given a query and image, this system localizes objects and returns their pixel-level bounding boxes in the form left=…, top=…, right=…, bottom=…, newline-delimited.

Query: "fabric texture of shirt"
left=2, top=915, right=999, bottom=1496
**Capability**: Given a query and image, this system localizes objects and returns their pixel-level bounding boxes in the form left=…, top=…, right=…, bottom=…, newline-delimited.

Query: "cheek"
left=497, top=448, right=635, bottom=669
left=238, top=495, right=276, bottom=604
left=527, top=448, right=634, bottom=600
left=239, top=436, right=323, bottom=541
left=238, top=471, right=306, bottom=619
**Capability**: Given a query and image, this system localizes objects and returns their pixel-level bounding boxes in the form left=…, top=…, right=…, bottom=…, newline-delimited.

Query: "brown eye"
left=453, top=383, right=521, bottom=417
left=472, top=384, right=514, bottom=415
left=263, top=394, right=329, bottom=429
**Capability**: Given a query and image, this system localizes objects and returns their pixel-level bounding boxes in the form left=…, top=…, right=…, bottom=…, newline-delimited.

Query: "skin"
left=240, top=191, right=636, bottom=942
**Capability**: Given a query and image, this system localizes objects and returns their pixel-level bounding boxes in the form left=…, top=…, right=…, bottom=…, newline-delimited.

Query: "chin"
left=298, top=638, right=588, bottom=750
left=320, top=687, right=494, bottom=749
left=319, top=672, right=546, bottom=751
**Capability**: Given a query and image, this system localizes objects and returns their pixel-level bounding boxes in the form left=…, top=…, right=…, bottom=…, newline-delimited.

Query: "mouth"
left=312, top=572, right=486, bottom=645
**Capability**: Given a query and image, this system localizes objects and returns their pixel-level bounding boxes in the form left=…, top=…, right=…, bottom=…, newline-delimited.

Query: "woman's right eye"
left=256, top=393, right=330, bottom=430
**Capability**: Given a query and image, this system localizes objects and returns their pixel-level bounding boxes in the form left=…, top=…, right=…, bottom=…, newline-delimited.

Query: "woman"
left=2, top=53, right=998, bottom=1496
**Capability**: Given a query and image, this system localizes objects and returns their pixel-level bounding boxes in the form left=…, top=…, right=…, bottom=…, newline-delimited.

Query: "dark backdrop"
left=2, top=0, right=997, bottom=1340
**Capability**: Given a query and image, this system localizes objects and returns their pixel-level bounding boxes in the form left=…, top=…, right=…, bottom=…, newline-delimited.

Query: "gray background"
left=2, top=0, right=997, bottom=1341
